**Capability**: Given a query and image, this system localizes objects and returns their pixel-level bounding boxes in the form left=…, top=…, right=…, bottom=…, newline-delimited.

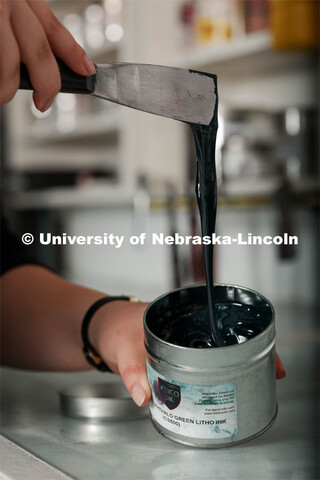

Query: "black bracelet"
left=81, top=295, right=138, bottom=372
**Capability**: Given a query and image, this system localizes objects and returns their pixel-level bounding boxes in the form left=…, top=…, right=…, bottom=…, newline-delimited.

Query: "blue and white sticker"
left=147, top=363, right=238, bottom=439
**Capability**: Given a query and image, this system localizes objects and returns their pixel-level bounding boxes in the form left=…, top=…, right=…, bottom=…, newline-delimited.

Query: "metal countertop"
left=1, top=305, right=319, bottom=480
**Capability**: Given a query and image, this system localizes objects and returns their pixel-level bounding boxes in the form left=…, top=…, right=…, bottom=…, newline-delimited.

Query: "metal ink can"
left=144, top=284, right=277, bottom=448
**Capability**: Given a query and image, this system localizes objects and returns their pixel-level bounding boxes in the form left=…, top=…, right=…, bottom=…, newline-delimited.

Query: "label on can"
left=147, top=363, right=238, bottom=439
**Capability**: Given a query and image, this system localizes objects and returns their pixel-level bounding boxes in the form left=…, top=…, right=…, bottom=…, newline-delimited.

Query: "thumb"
left=116, top=341, right=151, bottom=407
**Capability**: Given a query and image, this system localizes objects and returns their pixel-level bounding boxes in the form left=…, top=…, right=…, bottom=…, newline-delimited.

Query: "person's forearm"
left=1, top=265, right=104, bottom=370
left=1, top=264, right=152, bottom=406
left=0, top=264, right=284, bottom=407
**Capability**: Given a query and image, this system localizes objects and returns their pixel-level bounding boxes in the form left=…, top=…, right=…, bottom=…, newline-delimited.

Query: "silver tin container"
left=144, top=284, right=277, bottom=448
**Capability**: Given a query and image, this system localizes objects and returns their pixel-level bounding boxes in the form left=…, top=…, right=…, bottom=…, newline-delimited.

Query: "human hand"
left=90, top=300, right=152, bottom=407
left=90, top=299, right=286, bottom=408
left=0, top=0, right=95, bottom=111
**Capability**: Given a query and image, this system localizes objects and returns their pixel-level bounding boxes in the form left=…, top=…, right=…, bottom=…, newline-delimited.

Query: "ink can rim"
left=144, top=283, right=275, bottom=372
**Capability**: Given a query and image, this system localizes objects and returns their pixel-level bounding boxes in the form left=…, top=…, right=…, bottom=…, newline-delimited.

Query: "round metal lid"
left=59, top=382, right=148, bottom=421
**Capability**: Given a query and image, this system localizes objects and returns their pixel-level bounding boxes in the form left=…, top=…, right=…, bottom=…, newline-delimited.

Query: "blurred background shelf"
left=23, top=110, right=121, bottom=144
left=174, top=30, right=272, bottom=68
left=9, top=146, right=119, bottom=172
left=173, top=30, right=316, bottom=81
left=6, top=185, right=134, bottom=210
left=7, top=181, right=318, bottom=211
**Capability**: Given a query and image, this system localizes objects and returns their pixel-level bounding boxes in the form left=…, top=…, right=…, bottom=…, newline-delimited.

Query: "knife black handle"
left=19, top=58, right=96, bottom=94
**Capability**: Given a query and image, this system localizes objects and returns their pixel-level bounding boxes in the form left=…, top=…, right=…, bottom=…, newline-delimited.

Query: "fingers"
left=1, top=0, right=95, bottom=110
left=106, top=302, right=151, bottom=407
left=276, top=353, right=286, bottom=379
left=92, top=300, right=151, bottom=407
left=0, top=4, right=20, bottom=104
left=26, top=0, right=95, bottom=76
left=115, top=331, right=151, bottom=407
left=10, top=0, right=60, bottom=111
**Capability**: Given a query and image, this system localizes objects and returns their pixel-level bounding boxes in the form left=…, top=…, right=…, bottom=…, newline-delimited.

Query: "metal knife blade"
left=93, top=63, right=217, bottom=126
left=19, top=60, right=217, bottom=126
